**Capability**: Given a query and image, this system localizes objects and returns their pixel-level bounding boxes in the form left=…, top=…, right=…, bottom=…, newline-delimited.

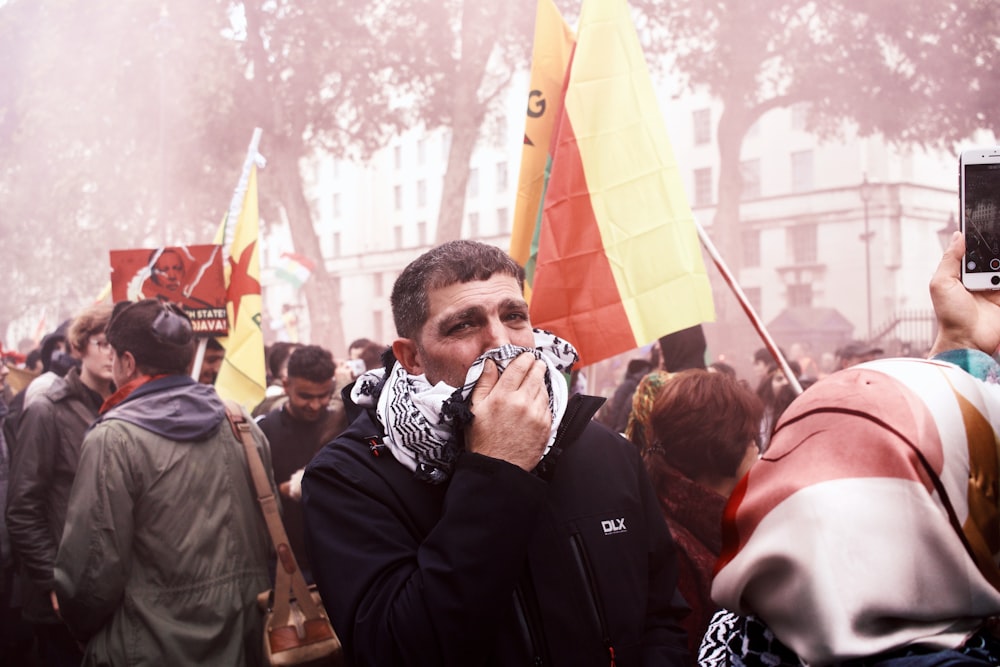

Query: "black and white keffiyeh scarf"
left=351, top=329, right=579, bottom=484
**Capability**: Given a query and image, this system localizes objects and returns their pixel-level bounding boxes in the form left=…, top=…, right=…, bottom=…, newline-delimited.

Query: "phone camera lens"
left=992, top=276, right=1000, bottom=286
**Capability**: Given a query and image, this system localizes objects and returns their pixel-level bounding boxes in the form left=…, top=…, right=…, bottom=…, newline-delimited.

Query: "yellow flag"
left=509, top=0, right=576, bottom=300
left=213, top=164, right=266, bottom=409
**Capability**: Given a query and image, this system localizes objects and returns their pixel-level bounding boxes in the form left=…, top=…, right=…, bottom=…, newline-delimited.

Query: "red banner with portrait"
left=109, top=245, right=229, bottom=335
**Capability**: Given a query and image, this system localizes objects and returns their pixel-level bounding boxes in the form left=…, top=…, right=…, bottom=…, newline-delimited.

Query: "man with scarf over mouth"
left=52, top=299, right=274, bottom=666
left=302, top=240, right=690, bottom=666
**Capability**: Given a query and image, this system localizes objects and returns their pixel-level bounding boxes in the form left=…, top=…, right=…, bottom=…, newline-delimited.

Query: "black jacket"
left=302, top=392, right=690, bottom=666
left=6, top=367, right=102, bottom=623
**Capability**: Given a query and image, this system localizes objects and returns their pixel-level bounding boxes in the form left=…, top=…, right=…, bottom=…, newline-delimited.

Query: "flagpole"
left=695, top=219, right=804, bottom=396
left=190, top=337, right=208, bottom=382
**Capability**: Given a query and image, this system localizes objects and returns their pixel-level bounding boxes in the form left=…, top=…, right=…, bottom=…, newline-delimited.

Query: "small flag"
left=274, top=252, right=315, bottom=290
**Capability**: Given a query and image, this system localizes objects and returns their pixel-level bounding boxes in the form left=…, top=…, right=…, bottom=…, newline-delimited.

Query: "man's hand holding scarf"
left=466, top=353, right=552, bottom=471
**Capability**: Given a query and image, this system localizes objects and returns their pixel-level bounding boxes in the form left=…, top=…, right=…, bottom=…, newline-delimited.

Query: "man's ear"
left=392, top=338, right=422, bottom=375
left=118, top=350, right=139, bottom=383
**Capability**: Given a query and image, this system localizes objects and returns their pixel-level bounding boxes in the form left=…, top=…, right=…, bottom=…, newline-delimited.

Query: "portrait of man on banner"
left=109, top=245, right=229, bottom=335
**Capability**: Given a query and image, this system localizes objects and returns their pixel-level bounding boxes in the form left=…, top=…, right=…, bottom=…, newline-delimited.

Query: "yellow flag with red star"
left=213, top=161, right=266, bottom=409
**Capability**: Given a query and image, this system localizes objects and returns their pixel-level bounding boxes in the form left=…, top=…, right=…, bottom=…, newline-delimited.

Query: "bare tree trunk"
left=434, top=1, right=501, bottom=244
left=436, top=113, right=482, bottom=243
left=713, top=105, right=749, bottom=273
left=711, top=103, right=755, bottom=326
left=269, top=142, right=346, bottom=356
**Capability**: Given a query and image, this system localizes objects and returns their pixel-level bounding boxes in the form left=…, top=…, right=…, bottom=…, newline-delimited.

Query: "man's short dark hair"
left=390, top=240, right=525, bottom=339
left=107, top=300, right=195, bottom=375
left=286, top=345, right=335, bottom=384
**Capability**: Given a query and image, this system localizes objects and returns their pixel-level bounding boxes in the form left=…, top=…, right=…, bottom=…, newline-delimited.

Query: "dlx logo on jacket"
left=601, top=518, right=626, bottom=535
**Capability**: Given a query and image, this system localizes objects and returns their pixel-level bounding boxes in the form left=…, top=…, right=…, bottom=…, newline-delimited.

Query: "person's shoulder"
left=20, top=373, right=67, bottom=415
left=254, top=405, right=281, bottom=429
left=565, top=418, right=642, bottom=469
left=307, top=410, right=378, bottom=471
left=33, top=371, right=69, bottom=402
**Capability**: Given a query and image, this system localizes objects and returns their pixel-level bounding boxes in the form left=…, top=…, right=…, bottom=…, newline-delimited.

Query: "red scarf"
left=100, top=374, right=167, bottom=414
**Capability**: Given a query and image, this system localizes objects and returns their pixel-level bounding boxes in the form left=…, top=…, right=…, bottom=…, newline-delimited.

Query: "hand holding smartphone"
left=960, top=147, right=1000, bottom=290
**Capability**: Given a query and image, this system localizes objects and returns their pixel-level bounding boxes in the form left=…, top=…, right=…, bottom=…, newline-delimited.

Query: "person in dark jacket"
left=256, top=344, right=346, bottom=580
left=302, top=240, right=690, bottom=667
left=6, top=303, right=114, bottom=667
left=597, top=358, right=653, bottom=434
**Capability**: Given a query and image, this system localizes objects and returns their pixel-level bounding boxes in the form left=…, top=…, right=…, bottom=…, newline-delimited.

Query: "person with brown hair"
left=645, top=369, right=762, bottom=660
left=6, top=303, right=114, bottom=667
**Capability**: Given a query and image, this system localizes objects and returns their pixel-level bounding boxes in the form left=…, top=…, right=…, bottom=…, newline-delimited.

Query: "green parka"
left=53, top=376, right=274, bottom=666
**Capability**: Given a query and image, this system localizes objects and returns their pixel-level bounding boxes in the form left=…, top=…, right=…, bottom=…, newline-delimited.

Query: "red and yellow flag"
left=528, top=0, right=715, bottom=367
left=213, top=163, right=266, bottom=409
left=509, top=0, right=575, bottom=301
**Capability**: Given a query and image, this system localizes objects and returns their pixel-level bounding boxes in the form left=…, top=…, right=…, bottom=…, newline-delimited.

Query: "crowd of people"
left=0, top=231, right=999, bottom=666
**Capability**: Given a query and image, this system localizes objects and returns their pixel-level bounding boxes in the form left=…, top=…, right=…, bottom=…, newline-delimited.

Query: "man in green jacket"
left=53, top=300, right=274, bottom=666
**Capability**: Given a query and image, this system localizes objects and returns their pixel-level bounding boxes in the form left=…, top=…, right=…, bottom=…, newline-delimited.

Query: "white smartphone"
left=960, top=147, right=1000, bottom=290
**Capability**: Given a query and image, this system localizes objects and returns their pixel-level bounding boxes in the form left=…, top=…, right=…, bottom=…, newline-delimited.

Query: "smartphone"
left=960, top=147, right=1000, bottom=290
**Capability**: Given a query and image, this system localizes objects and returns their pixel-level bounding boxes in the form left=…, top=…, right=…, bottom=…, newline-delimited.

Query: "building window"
left=417, top=180, right=427, bottom=208
left=373, top=272, right=383, bottom=298
left=332, top=193, right=341, bottom=218
left=497, top=207, right=509, bottom=234
left=417, top=139, right=426, bottom=165
left=417, top=221, right=427, bottom=246
left=741, top=159, right=761, bottom=200
left=394, top=225, right=403, bottom=249
left=496, top=161, right=508, bottom=193
left=468, top=168, right=479, bottom=199
left=742, top=228, right=760, bottom=268
left=694, top=167, right=713, bottom=206
left=332, top=232, right=341, bottom=258
left=744, top=286, right=762, bottom=314
left=791, top=103, right=809, bottom=131
left=468, top=212, right=480, bottom=237
left=787, top=283, right=813, bottom=308
left=394, top=145, right=402, bottom=171
left=393, top=185, right=402, bottom=211
left=791, top=150, right=814, bottom=192
left=693, top=109, right=711, bottom=145
left=789, top=223, right=817, bottom=264
left=495, top=116, right=508, bottom=147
